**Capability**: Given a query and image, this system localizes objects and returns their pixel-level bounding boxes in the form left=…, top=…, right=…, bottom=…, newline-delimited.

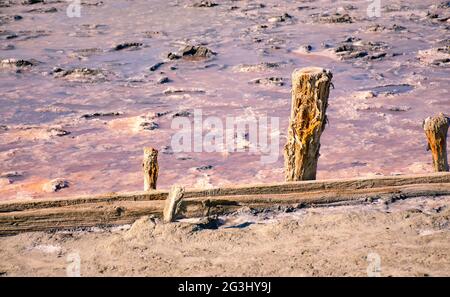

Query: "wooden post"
left=284, top=67, right=333, bottom=181
left=143, top=147, right=159, bottom=190
left=424, top=113, right=449, bottom=172
left=163, top=185, right=184, bottom=223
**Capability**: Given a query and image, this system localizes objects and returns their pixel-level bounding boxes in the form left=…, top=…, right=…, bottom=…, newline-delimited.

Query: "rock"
left=368, top=52, right=387, bottom=60
left=268, top=13, right=292, bottom=23
left=196, top=165, right=213, bottom=171
left=68, top=48, right=103, bottom=60
left=157, top=76, right=170, bottom=84
left=316, top=13, right=353, bottom=24
left=181, top=45, right=216, bottom=59
left=113, top=42, right=143, bottom=51
left=53, top=67, right=108, bottom=82
left=250, top=77, right=284, bottom=87
left=193, top=216, right=223, bottom=231
left=192, top=1, right=218, bottom=7
left=418, top=47, right=450, bottom=66
left=142, top=31, right=167, bottom=38
left=438, top=1, right=450, bottom=8
left=294, top=45, right=313, bottom=54
left=27, top=7, right=57, bottom=13
left=0, top=30, right=18, bottom=40
left=366, top=24, right=406, bottom=32
left=233, top=62, right=284, bottom=72
left=139, top=121, right=159, bottom=131
left=0, top=15, right=23, bottom=25
left=46, top=127, right=70, bottom=137
left=81, top=112, right=122, bottom=119
left=1, top=58, right=35, bottom=68
left=149, top=62, right=164, bottom=71
left=334, top=39, right=388, bottom=61
left=150, top=111, right=170, bottom=118
left=370, top=84, right=413, bottom=96
left=167, top=52, right=181, bottom=60
left=42, top=178, right=69, bottom=193
left=353, top=91, right=377, bottom=100
left=22, top=0, right=43, bottom=5
left=172, top=110, right=192, bottom=118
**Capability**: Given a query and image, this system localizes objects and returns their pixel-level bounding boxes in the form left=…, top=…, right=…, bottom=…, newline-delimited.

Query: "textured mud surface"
left=0, top=196, right=449, bottom=276
left=0, top=0, right=449, bottom=200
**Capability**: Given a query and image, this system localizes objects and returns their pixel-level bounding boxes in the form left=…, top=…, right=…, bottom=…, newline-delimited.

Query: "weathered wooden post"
left=143, top=147, right=159, bottom=190
left=163, top=185, right=184, bottom=223
left=284, top=67, right=333, bottom=181
left=423, top=113, right=449, bottom=172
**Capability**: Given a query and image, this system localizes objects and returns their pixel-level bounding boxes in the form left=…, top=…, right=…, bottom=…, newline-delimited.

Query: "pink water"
left=0, top=0, right=449, bottom=200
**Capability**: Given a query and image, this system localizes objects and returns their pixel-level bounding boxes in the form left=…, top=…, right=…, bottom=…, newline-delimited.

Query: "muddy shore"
left=0, top=195, right=449, bottom=276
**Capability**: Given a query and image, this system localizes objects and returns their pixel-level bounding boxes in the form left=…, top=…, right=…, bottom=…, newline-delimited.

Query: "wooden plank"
left=0, top=182, right=449, bottom=235
left=1, top=172, right=450, bottom=213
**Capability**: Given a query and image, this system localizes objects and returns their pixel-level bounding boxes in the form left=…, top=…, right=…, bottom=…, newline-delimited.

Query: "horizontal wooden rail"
left=0, top=173, right=450, bottom=235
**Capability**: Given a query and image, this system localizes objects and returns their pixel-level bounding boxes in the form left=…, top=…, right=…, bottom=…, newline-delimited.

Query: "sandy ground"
left=0, top=195, right=449, bottom=277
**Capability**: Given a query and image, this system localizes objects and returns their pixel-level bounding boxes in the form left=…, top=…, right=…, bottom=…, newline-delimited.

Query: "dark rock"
left=1, top=58, right=35, bottom=68
left=370, top=84, right=414, bottom=96
left=316, top=13, right=353, bottom=24
left=157, top=76, right=170, bottom=84
left=81, top=112, right=122, bottom=119
left=140, top=121, right=159, bottom=130
left=167, top=52, right=181, bottom=60
left=181, top=45, right=216, bottom=59
left=193, top=216, right=223, bottom=231
left=27, top=7, right=58, bottom=13
left=368, top=52, right=387, bottom=60
left=438, top=1, right=450, bottom=8
left=193, top=1, right=218, bottom=7
left=432, top=58, right=450, bottom=66
left=22, top=0, right=43, bottom=5
left=149, top=62, right=164, bottom=71
left=196, top=165, right=214, bottom=171
left=251, top=77, right=285, bottom=87
left=113, top=42, right=143, bottom=51
left=53, top=67, right=108, bottom=82
left=172, top=110, right=192, bottom=118
left=334, top=39, right=388, bottom=61
left=268, top=13, right=293, bottom=23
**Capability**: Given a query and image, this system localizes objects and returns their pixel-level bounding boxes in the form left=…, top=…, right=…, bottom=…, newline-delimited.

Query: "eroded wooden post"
left=143, top=147, right=159, bottom=190
left=424, top=113, right=449, bottom=172
left=163, top=185, right=184, bottom=223
left=284, top=67, right=333, bottom=181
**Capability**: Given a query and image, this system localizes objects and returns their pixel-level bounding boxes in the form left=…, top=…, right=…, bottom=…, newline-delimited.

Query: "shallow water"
left=0, top=0, right=449, bottom=200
